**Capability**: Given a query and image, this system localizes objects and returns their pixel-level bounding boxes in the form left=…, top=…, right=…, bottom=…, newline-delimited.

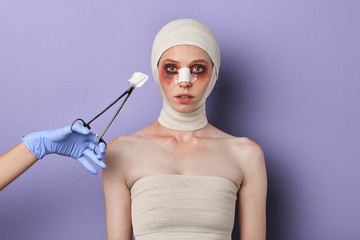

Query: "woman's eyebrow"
left=161, top=59, right=209, bottom=65
left=190, top=59, right=209, bottom=65
left=161, top=59, right=179, bottom=64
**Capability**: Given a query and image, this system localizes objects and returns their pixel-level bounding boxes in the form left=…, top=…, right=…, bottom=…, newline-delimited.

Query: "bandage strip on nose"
left=174, top=68, right=198, bottom=84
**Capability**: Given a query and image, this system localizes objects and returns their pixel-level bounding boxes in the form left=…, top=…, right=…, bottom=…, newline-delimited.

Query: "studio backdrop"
left=1, top=1, right=359, bottom=239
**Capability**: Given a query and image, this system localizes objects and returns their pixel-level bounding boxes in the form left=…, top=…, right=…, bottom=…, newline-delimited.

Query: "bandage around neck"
left=151, top=19, right=220, bottom=131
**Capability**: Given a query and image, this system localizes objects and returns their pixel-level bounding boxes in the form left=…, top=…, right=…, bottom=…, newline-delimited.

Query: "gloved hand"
left=22, top=124, right=106, bottom=174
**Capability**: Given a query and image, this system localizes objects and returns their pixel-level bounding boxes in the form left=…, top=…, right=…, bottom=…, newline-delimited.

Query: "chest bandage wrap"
left=151, top=18, right=220, bottom=131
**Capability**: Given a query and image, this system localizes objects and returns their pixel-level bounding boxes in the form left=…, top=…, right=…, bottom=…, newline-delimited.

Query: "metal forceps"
left=70, top=85, right=135, bottom=154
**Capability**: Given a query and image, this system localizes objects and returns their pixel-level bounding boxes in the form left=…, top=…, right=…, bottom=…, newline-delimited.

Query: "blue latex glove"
left=22, top=124, right=106, bottom=174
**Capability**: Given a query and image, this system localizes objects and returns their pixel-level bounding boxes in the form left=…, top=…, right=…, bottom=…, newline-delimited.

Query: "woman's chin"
left=172, top=105, right=196, bottom=114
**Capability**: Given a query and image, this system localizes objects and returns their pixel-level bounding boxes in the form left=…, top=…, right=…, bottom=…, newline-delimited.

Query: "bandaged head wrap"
left=151, top=18, right=220, bottom=131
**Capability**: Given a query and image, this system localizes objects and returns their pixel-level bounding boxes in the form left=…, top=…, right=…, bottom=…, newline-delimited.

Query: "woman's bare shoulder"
left=105, top=123, right=156, bottom=159
left=208, top=124, right=264, bottom=163
left=228, top=137, right=265, bottom=180
left=107, top=122, right=155, bottom=147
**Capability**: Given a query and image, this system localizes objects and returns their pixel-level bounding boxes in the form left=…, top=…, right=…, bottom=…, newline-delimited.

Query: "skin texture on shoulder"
left=105, top=121, right=264, bottom=190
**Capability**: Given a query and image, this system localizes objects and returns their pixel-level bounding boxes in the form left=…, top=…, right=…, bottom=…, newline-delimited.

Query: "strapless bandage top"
left=130, top=174, right=239, bottom=240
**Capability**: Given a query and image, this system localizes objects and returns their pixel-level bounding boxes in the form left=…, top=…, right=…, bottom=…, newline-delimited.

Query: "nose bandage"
left=174, top=68, right=198, bottom=84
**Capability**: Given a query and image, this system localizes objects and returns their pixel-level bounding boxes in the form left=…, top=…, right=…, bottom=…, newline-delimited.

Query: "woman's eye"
left=192, top=66, right=205, bottom=73
left=166, top=65, right=177, bottom=72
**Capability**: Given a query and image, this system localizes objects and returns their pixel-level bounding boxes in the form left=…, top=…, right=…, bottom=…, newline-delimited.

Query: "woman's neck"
left=158, top=99, right=208, bottom=132
left=154, top=120, right=209, bottom=142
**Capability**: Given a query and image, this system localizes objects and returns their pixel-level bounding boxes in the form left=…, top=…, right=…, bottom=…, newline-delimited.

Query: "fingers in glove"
left=83, top=148, right=107, bottom=169
left=71, top=123, right=90, bottom=135
left=88, top=142, right=106, bottom=159
left=97, top=142, right=107, bottom=153
left=76, top=156, right=98, bottom=175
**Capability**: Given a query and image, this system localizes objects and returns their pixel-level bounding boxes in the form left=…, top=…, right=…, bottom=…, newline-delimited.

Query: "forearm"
left=0, top=142, right=38, bottom=190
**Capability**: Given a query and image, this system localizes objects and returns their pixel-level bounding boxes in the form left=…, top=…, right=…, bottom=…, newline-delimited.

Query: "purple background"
left=1, top=1, right=359, bottom=239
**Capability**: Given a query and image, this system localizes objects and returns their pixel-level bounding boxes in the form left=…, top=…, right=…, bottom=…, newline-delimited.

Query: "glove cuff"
left=22, top=132, right=46, bottom=159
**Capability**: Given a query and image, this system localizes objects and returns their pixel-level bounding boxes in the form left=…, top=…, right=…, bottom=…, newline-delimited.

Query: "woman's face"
left=158, top=45, right=213, bottom=113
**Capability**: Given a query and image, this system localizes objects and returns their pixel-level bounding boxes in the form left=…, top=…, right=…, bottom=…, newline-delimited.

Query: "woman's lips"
left=175, top=94, right=194, bottom=104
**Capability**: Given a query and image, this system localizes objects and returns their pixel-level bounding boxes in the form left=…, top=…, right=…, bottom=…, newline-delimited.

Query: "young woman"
left=103, top=18, right=267, bottom=240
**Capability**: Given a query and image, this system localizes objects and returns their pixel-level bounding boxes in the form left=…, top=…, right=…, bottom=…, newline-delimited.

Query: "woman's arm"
left=0, top=142, right=38, bottom=190
left=237, top=140, right=267, bottom=240
left=103, top=139, right=133, bottom=240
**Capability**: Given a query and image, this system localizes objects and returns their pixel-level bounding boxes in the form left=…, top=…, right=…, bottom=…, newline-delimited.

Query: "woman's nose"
left=177, top=81, right=192, bottom=88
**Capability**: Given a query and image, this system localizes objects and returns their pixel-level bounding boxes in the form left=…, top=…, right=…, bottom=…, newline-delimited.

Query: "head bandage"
left=174, top=68, right=198, bottom=85
left=152, top=18, right=220, bottom=131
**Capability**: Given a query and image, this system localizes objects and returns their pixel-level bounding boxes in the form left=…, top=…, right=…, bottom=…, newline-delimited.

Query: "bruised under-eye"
left=192, top=65, right=206, bottom=73
left=165, top=64, right=178, bottom=74
left=159, top=62, right=209, bottom=85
